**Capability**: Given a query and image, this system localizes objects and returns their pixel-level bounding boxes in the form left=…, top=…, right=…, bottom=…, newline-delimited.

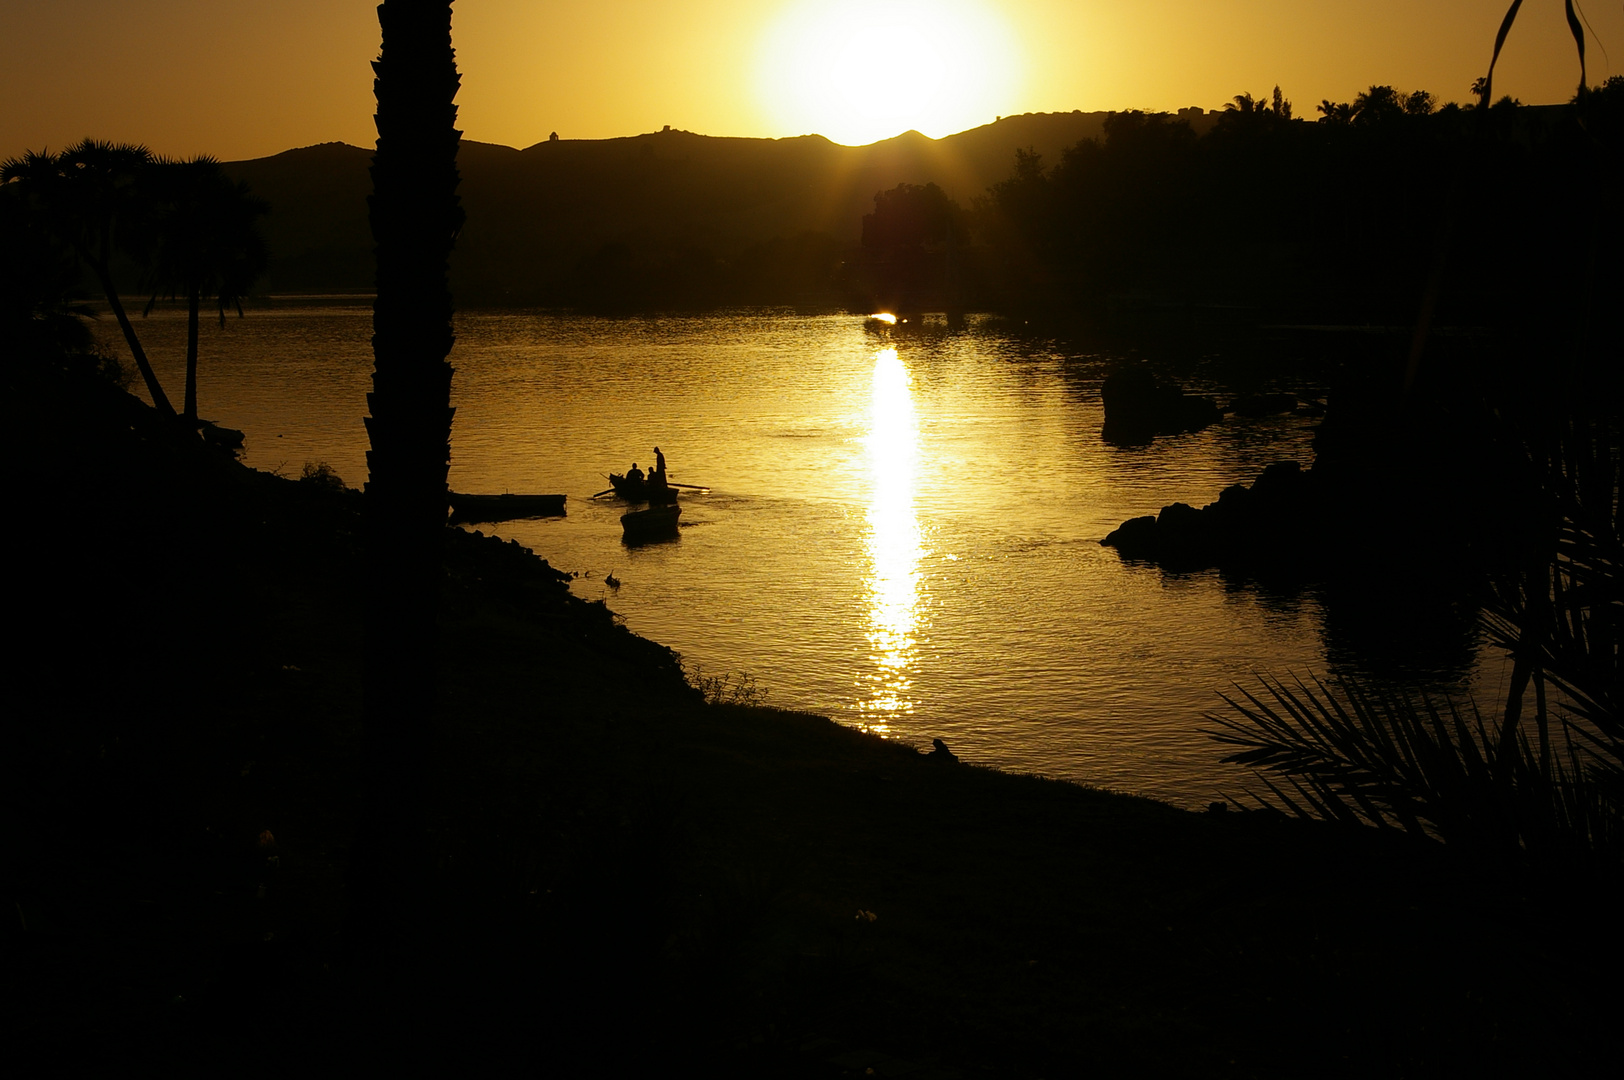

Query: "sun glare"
left=756, top=0, right=1020, bottom=145
left=861, top=345, right=925, bottom=729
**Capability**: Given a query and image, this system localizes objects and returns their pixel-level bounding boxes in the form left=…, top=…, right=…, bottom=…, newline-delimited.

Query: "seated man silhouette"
left=627, top=462, right=645, bottom=486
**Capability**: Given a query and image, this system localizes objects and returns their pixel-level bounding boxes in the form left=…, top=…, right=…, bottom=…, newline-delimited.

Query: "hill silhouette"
left=225, top=112, right=1141, bottom=306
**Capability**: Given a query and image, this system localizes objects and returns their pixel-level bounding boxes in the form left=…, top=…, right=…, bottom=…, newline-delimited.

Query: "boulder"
left=1101, top=368, right=1223, bottom=444
left=1101, top=514, right=1158, bottom=557
left=1100, top=460, right=1323, bottom=572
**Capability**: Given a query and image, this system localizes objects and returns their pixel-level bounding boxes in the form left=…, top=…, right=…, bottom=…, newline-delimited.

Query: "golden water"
left=113, top=303, right=1495, bottom=805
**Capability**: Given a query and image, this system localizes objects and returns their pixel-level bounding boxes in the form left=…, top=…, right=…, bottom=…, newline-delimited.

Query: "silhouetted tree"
left=1224, top=92, right=1268, bottom=115
left=862, top=181, right=963, bottom=253
left=350, top=0, right=464, bottom=951
left=986, top=147, right=1051, bottom=245
left=1215, top=86, right=1296, bottom=142
left=1404, top=90, right=1438, bottom=117
left=0, top=180, right=96, bottom=364
left=1317, top=99, right=1355, bottom=125
left=1045, top=111, right=1199, bottom=294
left=860, top=182, right=965, bottom=312
left=1352, top=85, right=1406, bottom=127
left=140, top=157, right=269, bottom=422
left=1, top=140, right=175, bottom=414
left=1271, top=85, right=1293, bottom=120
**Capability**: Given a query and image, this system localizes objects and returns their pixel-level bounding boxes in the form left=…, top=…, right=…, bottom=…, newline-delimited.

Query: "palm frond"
left=1210, top=671, right=1623, bottom=866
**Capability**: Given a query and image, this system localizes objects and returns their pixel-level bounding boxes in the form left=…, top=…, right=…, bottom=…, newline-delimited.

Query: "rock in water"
left=1101, top=368, right=1222, bottom=444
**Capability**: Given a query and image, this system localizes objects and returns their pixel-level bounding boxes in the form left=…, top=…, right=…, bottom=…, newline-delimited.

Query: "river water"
left=109, top=302, right=1501, bottom=805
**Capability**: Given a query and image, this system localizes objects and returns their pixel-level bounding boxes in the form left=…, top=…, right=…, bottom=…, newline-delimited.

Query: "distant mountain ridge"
left=224, top=112, right=1172, bottom=305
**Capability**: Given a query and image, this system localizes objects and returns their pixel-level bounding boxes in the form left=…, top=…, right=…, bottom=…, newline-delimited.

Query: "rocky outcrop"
left=1101, top=460, right=1322, bottom=571
left=1100, top=368, right=1223, bottom=444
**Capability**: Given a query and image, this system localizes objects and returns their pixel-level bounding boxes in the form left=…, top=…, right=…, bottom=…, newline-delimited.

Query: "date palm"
left=141, top=156, right=268, bottom=423
left=1224, top=92, right=1266, bottom=114
left=1212, top=3, right=1617, bottom=866
left=350, top=0, right=464, bottom=949
left=1, top=140, right=176, bottom=415
left=1317, top=99, right=1354, bottom=125
left=0, top=181, right=96, bottom=361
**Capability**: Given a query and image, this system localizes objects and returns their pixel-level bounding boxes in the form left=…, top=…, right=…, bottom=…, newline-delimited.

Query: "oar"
left=590, top=488, right=615, bottom=498
left=666, top=482, right=710, bottom=491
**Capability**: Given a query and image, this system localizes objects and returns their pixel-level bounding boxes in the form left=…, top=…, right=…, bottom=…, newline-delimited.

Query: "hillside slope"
left=225, top=112, right=1121, bottom=303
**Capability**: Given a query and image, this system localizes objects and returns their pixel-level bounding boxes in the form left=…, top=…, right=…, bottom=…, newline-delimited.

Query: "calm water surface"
left=112, top=304, right=1500, bottom=805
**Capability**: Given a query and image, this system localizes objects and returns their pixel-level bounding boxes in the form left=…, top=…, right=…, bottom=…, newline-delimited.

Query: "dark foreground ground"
left=5, top=367, right=1617, bottom=1077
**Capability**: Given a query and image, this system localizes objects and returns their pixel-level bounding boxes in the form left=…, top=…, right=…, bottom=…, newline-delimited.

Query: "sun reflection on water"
left=859, top=346, right=925, bottom=733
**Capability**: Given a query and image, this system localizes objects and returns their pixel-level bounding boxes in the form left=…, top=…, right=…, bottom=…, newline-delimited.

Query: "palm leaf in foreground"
left=1209, top=673, right=1622, bottom=865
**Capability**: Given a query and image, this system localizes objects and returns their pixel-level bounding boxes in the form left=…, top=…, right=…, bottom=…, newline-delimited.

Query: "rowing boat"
left=608, top=472, right=679, bottom=503
left=621, top=503, right=681, bottom=543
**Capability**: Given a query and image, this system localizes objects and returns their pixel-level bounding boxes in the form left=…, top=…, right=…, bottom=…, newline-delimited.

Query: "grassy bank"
left=5, top=367, right=1615, bottom=1076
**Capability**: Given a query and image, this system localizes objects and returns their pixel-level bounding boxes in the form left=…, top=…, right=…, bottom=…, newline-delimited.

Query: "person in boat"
left=627, top=462, right=645, bottom=486
left=651, top=446, right=668, bottom=488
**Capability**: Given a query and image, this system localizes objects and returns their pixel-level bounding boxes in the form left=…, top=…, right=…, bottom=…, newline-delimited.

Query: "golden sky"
left=3, top=1, right=1617, bottom=161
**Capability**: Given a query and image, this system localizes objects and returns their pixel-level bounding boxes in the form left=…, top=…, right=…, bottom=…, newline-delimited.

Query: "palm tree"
left=1, top=140, right=176, bottom=415
left=1351, top=85, right=1404, bottom=126
left=141, top=157, right=269, bottom=423
left=350, top=0, right=464, bottom=950
left=0, top=181, right=96, bottom=363
left=1316, top=99, right=1354, bottom=125
left=1211, top=4, right=1616, bottom=866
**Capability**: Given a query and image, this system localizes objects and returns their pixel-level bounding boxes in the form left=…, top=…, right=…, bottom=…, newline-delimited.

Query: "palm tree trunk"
left=349, top=0, right=463, bottom=958
left=89, top=259, right=175, bottom=417
left=184, top=287, right=199, bottom=422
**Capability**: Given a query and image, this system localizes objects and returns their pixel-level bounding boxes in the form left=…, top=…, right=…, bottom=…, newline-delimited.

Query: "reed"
left=686, top=664, right=769, bottom=707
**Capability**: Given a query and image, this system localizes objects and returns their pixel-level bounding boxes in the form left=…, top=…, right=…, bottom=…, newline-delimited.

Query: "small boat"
left=608, top=472, right=679, bottom=504
left=621, top=503, right=681, bottom=543
left=448, top=492, right=566, bottom=524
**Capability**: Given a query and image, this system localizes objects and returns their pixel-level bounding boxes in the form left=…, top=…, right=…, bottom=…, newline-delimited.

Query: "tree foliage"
left=2, top=141, right=175, bottom=413
left=973, top=80, right=1623, bottom=329
left=140, top=157, right=270, bottom=420
left=1, top=141, right=270, bottom=421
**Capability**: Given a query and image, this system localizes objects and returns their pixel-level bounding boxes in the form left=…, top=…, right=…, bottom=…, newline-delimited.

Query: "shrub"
left=298, top=461, right=347, bottom=492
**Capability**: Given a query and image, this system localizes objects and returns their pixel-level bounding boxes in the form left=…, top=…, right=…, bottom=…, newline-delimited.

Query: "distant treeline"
left=882, top=81, right=1623, bottom=337
left=155, top=84, right=1624, bottom=333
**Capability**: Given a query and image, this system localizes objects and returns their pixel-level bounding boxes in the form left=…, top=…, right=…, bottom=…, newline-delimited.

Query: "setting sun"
left=755, top=0, right=1021, bottom=145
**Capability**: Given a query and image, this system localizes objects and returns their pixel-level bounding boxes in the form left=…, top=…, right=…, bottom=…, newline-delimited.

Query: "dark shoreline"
left=7, top=368, right=1617, bottom=1075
